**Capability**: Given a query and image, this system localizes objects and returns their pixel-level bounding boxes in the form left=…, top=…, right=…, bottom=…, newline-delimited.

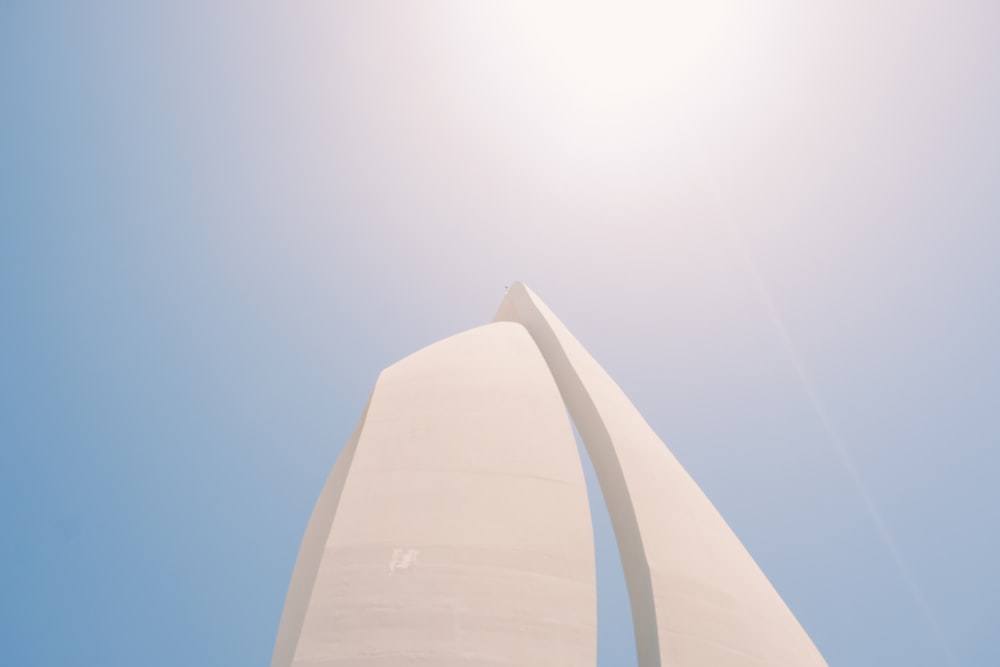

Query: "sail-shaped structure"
left=272, top=283, right=827, bottom=667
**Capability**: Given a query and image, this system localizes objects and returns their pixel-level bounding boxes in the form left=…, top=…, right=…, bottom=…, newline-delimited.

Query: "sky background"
left=2, top=1, right=999, bottom=665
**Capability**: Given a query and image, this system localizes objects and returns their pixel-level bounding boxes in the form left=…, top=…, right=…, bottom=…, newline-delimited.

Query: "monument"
left=272, top=283, right=827, bottom=666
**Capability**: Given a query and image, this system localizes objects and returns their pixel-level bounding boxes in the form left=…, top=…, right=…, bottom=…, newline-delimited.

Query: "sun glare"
left=503, top=3, right=733, bottom=109
left=460, top=1, right=751, bottom=151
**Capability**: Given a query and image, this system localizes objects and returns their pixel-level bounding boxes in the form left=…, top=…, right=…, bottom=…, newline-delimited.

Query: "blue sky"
left=2, top=2, right=998, bottom=665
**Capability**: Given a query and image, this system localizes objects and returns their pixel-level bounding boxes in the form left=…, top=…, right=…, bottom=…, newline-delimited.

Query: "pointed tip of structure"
left=494, top=282, right=541, bottom=324
left=493, top=286, right=518, bottom=324
left=504, top=280, right=526, bottom=294
left=508, top=281, right=531, bottom=298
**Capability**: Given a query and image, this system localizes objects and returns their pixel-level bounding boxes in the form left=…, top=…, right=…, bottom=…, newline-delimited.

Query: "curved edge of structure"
left=495, top=286, right=661, bottom=666
left=497, top=282, right=828, bottom=667
left=270, top=395, right=372, bottom=667
left=274, top=321, right=597, bottom=665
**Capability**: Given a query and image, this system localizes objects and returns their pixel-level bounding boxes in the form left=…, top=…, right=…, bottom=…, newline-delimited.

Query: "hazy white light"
left=505, top=3, right=730, bottom=109
left=460, top=1, right=749, bottom=153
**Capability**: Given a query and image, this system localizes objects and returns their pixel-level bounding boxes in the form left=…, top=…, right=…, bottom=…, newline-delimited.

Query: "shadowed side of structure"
left=271, top=397, right=371, bottom=667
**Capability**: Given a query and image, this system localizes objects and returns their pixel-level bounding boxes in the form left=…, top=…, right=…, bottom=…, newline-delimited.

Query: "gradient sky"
left=2, top=2, right=999, bottom=665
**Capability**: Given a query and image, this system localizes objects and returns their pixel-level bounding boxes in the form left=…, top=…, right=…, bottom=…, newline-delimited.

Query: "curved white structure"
left=496, top=283, right=827, bottom=667
left=272, top=284, right=827, bottom=666
left=273, top=321, right=596, bottom=666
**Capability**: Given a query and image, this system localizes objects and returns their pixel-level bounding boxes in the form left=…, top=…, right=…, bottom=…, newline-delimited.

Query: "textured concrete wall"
left=272, top=321, right=596, bottom=666
left=495, top=282, right=827, bottom=667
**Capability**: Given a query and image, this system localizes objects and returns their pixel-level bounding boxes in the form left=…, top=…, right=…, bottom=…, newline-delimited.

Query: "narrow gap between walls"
left=571, top=417, right=639, bottom=666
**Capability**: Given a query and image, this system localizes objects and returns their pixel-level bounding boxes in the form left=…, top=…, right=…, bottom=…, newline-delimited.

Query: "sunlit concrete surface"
left=274, top=284, right=827, bottom=666
left=495, top=282, right=827, bottom=667
left=272, top=321, right=596, bottom=666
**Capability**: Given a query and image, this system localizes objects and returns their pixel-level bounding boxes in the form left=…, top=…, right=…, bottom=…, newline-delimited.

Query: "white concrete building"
left=272, top=283, right=827, bottom=667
